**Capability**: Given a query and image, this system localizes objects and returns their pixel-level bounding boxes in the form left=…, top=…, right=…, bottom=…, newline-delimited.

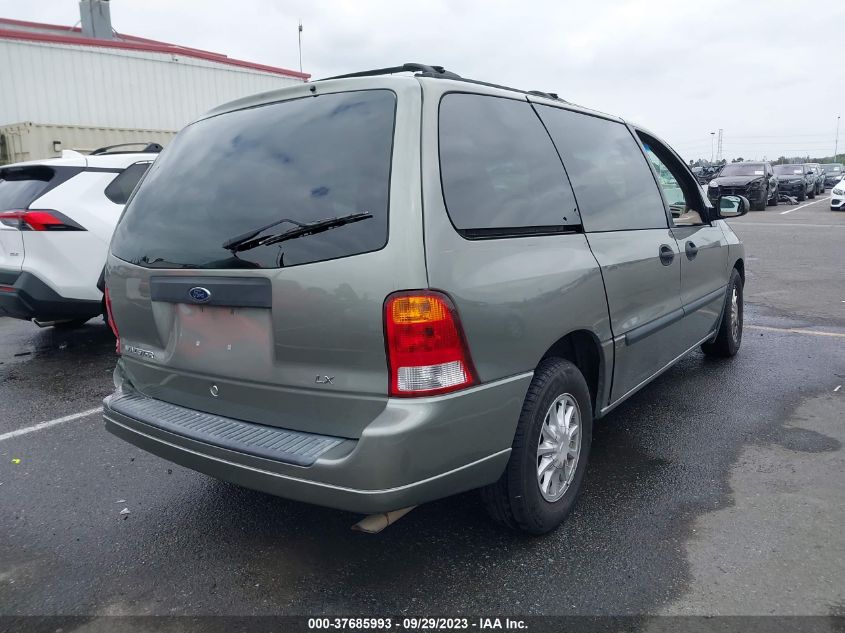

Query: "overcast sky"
left=2, top=0, right=843, bottom=161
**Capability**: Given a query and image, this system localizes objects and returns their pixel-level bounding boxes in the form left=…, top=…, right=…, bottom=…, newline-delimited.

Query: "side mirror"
left=718, top=195, right=749, bottom=219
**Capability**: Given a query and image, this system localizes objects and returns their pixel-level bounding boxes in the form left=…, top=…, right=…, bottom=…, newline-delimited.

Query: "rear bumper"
left=0, top=270, right=101, bottom=321
left=103, top=372, right=531, bottom=514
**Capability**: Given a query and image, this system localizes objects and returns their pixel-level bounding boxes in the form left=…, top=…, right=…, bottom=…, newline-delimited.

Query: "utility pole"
left=835, top=115, right=841, bottom=160
left=710, top=132, right=715, bottom=163
left=298, top=20, right=303, bottom=74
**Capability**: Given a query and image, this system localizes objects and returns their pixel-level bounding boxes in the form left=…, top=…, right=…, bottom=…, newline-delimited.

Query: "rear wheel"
left=481, top=358, right=592, bottom=535
left=701, top=268, right=743, bottom=358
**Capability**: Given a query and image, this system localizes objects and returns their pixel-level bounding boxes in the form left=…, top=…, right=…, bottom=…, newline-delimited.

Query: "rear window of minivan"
left=111, top=90, right=396, bottom=269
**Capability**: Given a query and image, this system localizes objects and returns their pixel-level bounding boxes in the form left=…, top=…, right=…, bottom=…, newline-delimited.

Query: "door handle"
left=659, top=244, right=675, bottom=266
left=685, top=241, right=698, bottom=260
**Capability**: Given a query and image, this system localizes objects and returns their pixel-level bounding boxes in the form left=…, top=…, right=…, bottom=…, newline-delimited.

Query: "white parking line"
left=0, top=407, right=101, bottom=442
left=746, top=325, right=845, bottom=339
left=779, top=195, right=830, bottom=215
left=729, top=222, right=844, bottom=228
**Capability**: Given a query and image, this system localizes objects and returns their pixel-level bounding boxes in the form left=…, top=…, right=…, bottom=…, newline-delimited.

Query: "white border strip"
left=746, top=325, right=845, bottom=339
left=0, top=407, right=101, bottom=442
left=779, top=195, right=829, bottom=215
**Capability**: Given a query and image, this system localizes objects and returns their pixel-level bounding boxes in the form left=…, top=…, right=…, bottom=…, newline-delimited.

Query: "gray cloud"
left=2, top=0, right=842, bottom=160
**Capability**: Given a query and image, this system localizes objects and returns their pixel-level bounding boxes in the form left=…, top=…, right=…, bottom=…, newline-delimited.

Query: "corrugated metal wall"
left=0, top=39, right=303, bottom=130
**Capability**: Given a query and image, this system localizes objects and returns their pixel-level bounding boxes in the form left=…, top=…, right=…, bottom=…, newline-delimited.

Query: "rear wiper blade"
left=222, top=212, right=372, bottom=253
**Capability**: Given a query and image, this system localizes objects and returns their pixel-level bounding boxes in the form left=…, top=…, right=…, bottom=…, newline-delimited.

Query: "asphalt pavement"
left=0, top=196, right=843, bottom=619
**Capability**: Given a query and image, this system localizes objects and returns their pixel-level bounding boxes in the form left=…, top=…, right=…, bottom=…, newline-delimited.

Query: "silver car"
left=102, top=64, right=747, bottom=534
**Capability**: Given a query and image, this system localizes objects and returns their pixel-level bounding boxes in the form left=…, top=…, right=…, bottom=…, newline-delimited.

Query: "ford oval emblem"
left=189, top=287, right=211, bottom=303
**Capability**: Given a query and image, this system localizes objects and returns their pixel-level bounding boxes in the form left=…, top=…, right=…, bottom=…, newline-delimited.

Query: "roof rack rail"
left=319, top=63, right=461, bottom=81
left=527, top=90, right=568, bottom=103
left=89, top=142, right=164, bottom=156
left=315, top=64, right=573, bottom=108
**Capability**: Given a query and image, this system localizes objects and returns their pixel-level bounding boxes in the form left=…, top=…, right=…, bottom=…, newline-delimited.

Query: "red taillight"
left=104, top=286, right=120, bottom=354
left=384, top=290, right=478, bottom=397
left=0, top=209, right=83, bottom=231
left=0, top=285, right=15, bottom=293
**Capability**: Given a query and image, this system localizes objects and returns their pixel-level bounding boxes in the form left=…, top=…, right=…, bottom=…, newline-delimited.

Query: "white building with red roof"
left=0, top=2, right=308, bottom=163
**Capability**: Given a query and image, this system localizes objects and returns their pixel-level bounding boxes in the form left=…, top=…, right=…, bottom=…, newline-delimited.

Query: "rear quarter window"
left=0, top=166, right=54, bottom=210
left=104, top=162, right=152, bottom=205
left=111, top=89, right=396, bottom=269
left=438, top=93, right=580, bottom=236
left=536, top=106, right=668, bottom=232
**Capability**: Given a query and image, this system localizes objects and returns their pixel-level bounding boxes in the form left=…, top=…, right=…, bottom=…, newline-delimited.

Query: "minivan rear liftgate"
left=105, top=86, right=407, bottom=440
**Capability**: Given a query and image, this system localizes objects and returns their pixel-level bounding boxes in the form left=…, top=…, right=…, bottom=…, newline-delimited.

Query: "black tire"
left=809, top=186, right=816, bottom=199
left=53, top=318, right=91, bottom=330
left=751, top=194, right=766, bottom=211
left=481, top=358, right=592, bottom=535
left=701, top=268, right=743, bottom=358
left=798, top=187, right=806, bottom=202
left=767, top=187, right=778, bottom=206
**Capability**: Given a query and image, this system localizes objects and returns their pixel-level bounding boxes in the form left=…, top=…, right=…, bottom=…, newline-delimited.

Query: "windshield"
left=111, top=89, right=396, bottom=269
left=823, top=164, right=842, bottom=173
left=774, top=165, right=805, bottom=175
left=719, top=164, right=766, bottom=177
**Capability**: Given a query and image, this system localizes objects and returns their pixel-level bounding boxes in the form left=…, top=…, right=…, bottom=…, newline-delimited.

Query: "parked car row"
left=706, top=161, right=841, bottom=209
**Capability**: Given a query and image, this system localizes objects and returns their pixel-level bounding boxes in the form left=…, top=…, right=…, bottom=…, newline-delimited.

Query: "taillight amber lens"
left=384, top=291, right=477, bottom=397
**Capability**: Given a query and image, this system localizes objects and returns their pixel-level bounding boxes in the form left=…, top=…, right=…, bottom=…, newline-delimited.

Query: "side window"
left=104, top=162, right=152, bottom=205
left=438, top=93, right=580, bottom=235
left=536, top=105, right=667, bottom=232
left=640, top=141, right=704, bottom=227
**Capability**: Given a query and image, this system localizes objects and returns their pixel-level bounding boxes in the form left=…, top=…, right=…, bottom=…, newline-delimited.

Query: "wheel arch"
left=733, top=257, right=745, bottom=282
left=539, top=329, right=606, bottom=416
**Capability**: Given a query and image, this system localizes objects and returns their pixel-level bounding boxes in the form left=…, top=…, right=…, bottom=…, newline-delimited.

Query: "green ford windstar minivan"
left=102, top=64, right=747, bottom=534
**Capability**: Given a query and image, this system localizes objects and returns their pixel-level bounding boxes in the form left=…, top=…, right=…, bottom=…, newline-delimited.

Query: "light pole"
left=710, top=132, right=715, bottom=163
left=835, top=116, right=841, bottom=160
left=298, top=20, right=303, bottom=74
